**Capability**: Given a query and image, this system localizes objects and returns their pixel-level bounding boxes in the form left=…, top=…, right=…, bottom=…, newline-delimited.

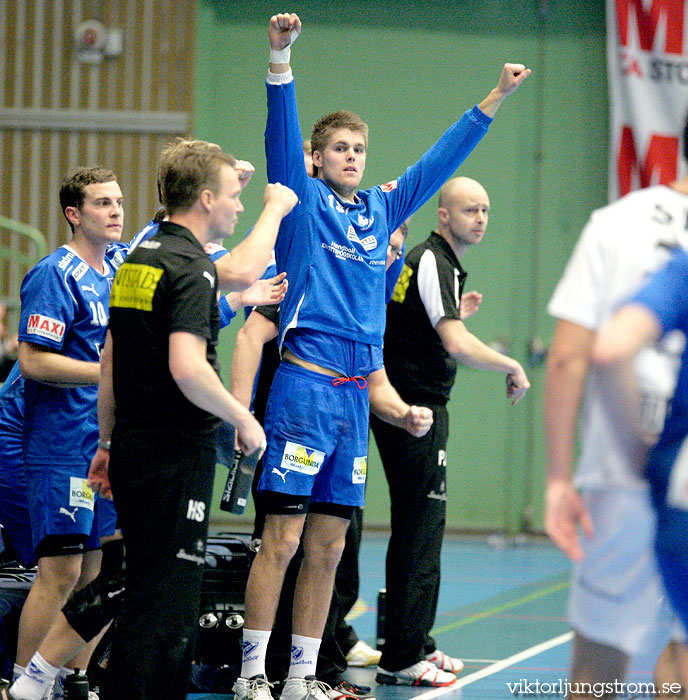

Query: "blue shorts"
left=259, top=362, right=369, bottom=506
left=25, top=461, right=100, bottom=553
left=0, top=430, right=36, bottom=568
left=95, top=496, right=118, bottom=540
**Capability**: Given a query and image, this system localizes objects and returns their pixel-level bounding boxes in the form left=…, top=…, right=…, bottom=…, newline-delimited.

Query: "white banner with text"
left=607, top=0, right=688, bottom=200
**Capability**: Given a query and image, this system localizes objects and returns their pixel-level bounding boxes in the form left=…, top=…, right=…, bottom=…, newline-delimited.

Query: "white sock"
left=12, top=664, right=24, bottom=682
left=48, top=668, right=72, bottom=700
left=288, top=634, right=321, bottom=679
left=240, top=628, right=272, bottom=679
left=10, top=654, right=59, bottom=700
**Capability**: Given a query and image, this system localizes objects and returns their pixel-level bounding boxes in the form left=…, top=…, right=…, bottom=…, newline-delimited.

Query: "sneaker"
left=280, top=676, right=330, bottom=700
left=345, top=640, right=381, bottom=668
left=425, top=649, right=464, bottom=674
left=326, top=678, right=375, bottom=700
left=376, top=660, right=456, bottom=687
left=234, top=674, right=275, bottom=700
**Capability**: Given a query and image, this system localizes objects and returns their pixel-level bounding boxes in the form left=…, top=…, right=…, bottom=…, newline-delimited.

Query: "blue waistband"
left=279, top=360, right=368, bottom=390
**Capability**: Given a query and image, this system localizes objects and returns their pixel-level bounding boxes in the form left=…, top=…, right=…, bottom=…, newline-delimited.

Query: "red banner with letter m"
left=607, top=0, right=688, bottom=200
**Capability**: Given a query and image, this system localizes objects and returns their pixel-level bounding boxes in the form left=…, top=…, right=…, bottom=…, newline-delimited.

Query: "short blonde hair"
left=157, top=137, right=236, bottom=215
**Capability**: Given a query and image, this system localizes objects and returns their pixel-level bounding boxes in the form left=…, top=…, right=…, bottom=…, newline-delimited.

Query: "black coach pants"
left=101, top=430, right=216, bottom=700
left=370, top=405, right=448, bottom=672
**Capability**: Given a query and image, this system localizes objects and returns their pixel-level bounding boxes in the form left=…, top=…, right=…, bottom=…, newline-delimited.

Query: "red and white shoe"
left=425, top=649, right=465, bottom=674
left=325, top=679, right=375, bottom=700
left=376, top=660, right=456, bottom=687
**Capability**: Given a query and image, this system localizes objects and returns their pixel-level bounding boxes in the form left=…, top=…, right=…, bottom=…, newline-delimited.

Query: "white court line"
left=413, top=631, right=574, bottom=699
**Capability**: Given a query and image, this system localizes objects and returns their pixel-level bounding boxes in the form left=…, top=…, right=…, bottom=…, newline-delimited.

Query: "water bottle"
left=63, top=669, right=89, bottom=700
left=219, top=449, right=242, bottom=512
left=221, top=449, right=261, bottom=514
left=376, top=588, right=386, bottom=650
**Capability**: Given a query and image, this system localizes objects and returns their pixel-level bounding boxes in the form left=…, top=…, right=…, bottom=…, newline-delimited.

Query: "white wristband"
left=270, top=46, right=291, bottom=65
left=269, top=26, right=299, bottom=65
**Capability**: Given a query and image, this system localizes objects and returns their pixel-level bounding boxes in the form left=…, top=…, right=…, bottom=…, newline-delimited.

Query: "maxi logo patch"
left=69, top=477, right=94, bottom=510
left=280, top=441, right=325, bottom=476
left=352, top=457, right=367, bottom=484
left=110, top=263, right=163, bottom=311
left=26, top=314, right=65, bottom=343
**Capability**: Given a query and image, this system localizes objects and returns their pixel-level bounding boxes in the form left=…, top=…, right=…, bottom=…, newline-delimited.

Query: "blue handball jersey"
left=634, top=250, right=688, bottom=510
left=19, top=242, right=128, bottom=466
left=0, top=361, right=23, bottom=441
left=265, top=76, right=492, bottom=349
left=632, top=250, right=688, bottom=629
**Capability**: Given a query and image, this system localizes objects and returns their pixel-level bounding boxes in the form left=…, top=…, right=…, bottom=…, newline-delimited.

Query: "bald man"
left=372, top=176, right=530, bottom=685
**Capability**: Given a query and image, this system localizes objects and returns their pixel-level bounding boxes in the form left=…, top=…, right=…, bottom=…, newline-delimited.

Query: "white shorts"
left=568, top=488, right=668, bottom=656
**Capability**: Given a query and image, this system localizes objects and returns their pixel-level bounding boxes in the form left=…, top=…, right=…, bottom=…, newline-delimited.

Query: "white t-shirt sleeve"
left=417, top=249, right=461, bottom=327
left=547, top=212, right=608, bottom=330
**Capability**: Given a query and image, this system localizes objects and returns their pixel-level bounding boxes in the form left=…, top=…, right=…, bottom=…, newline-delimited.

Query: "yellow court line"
left=430, top=579, right=570, bottom=636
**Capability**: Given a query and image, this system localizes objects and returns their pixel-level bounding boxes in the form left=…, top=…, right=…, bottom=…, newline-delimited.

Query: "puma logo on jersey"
left=202, top=270, right=215, bottom=288
left=272, top=468, right=288, bottom=484
left=81, top=283, right=99, bottom=296
left=59, top=507, right=78, bottom=523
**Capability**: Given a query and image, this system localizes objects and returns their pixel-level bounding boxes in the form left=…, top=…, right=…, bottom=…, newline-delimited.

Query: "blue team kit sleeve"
left=128, top=218, right=159, bottom=251
left=265, top=79, right=312, bottom=215
left=632, top=249, right=688, bottom=336
left=375, top=105, right=492, bottom=232
left=265, top=76, right=493, bottom=347
left=18, top=253, right=77, bottom=352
